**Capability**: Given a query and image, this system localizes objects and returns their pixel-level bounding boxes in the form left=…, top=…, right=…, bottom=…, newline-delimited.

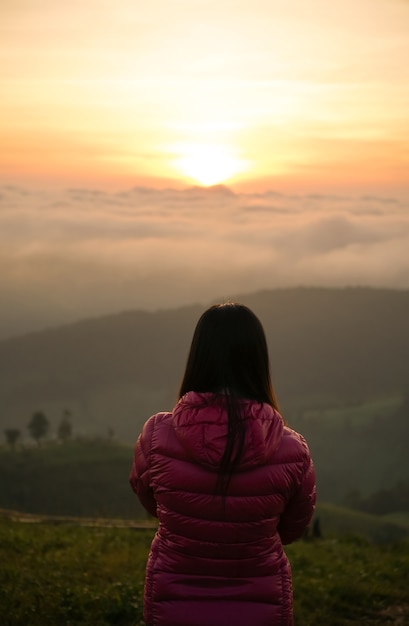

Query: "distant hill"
left=314, top=502, right=409, bottom=543
left=0, top=287, right=407, bottom=444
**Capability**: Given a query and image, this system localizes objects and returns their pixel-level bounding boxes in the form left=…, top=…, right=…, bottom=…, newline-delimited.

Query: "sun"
left=172, top=143, right=248, bottom=186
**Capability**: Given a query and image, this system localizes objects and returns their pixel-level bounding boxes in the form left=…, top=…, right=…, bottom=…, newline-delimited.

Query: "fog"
left=1, top=183, right=408, bottom=339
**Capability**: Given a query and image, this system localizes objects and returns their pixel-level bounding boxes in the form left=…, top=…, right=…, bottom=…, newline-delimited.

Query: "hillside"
left=1, top=426, right=408, bottom=521
left=0, top=440, right=143, bottom=519
left=1, top=438, right=408, bottom=545
left=0, top=287, right=408, bottom=505
left=0, top=287, right=408, bottom=440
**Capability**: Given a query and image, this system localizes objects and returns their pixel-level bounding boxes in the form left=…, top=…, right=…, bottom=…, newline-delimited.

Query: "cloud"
left=0, top=183, right=408, bottom=338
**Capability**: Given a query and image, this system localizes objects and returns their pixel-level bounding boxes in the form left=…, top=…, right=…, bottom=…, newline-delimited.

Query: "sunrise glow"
left=0, top=0, right=408, bottom=193
left=0, top=0, right=409, bottom=345
left=172, top=143, right=248, bottom=186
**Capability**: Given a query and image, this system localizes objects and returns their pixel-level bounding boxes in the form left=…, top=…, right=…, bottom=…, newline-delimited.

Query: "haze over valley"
left=2, top=0, right=409, bottom=339
left=1, top=184, right=408, bottom=340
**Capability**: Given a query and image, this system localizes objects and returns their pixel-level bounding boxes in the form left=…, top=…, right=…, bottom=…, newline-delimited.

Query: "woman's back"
left=130, top=391, right=316, bottom=626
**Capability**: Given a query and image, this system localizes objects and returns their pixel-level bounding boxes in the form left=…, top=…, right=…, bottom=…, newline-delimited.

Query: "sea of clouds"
left=1, top=183, right=408, bottom=338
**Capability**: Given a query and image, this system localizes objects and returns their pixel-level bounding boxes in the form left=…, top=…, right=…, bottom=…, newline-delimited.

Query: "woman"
left=130, top=302, right=316, bottom=626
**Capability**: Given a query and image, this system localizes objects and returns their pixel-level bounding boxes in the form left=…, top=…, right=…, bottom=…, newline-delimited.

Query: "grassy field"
left=1, top=513, right=409, bottom=626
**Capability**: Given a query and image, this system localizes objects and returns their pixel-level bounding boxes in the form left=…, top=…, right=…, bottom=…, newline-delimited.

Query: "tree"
left=4, top=428, right=21, bottom=449
left=28, top=411, right=49, bottom=445
left=58, top=410, right=72, bottom=442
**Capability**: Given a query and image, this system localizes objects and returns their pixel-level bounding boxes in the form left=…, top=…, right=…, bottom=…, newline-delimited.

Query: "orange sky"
left=1, top=0, right=408, bottom=193
left=1, top=0, right=409, bottom=338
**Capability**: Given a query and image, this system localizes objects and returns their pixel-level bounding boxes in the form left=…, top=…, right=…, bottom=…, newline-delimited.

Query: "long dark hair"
left=178, top=302, right=279, bottom=492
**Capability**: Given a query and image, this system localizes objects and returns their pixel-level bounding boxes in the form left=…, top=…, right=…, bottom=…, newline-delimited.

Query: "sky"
left=0, top=0, right=408, bottom=337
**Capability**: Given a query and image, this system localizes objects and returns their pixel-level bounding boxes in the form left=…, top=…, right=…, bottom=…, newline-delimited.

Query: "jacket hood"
left=172, top=391, right=284, bottom=470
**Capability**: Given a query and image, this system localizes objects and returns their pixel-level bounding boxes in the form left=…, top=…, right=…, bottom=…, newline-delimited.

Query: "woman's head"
left=179, top=302, right=278, bottom=409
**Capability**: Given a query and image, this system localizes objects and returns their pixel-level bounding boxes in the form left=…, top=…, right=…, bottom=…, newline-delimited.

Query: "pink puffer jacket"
left=130, top=392, right=316, bottom=626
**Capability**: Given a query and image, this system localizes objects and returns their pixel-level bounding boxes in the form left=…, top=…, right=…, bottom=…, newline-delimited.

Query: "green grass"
left=0, top=517, right=149, bottom=626
left=287, top=537, right=409, bottom=625
left=1, top=516, right=409, bottom=626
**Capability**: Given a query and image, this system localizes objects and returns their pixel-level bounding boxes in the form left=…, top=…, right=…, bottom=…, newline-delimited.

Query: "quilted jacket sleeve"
left=129, top=415, right=158, bottom=518
left=277, top=451, right=316, bottom=545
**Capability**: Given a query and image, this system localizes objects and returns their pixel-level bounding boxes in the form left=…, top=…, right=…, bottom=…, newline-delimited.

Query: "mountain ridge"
left=0, top=286, right=408, bottom=444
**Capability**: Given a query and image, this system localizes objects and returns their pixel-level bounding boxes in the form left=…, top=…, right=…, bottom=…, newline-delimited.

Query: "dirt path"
left=0, top=507, right=157, bottom=529
left=377, top=604, right=409, bottom=625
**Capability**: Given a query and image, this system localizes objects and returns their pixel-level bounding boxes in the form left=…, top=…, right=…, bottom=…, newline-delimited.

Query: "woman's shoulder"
left=139, top=411, right=172, bottom=440
left=278, top=425, right=313, bottom=463
left=145, top=410, right=173, bottom=428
